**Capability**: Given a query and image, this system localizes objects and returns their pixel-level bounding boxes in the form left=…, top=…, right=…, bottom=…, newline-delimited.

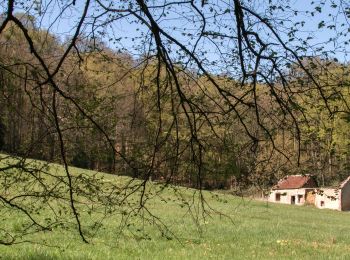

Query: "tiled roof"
left=273, top=175, right=316, bottom=189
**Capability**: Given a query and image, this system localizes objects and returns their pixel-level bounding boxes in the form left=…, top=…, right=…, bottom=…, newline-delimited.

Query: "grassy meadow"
left=1, top=157, right=350, bottom=259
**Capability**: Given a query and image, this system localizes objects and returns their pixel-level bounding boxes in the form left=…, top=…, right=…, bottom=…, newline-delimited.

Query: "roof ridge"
left=339, top=176, right=350, bottom=188
left=273, top=175, right=315, bottom=189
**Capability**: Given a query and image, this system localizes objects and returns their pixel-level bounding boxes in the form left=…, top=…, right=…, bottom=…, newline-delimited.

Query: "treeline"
left=0, top=15, right=349, bottom=191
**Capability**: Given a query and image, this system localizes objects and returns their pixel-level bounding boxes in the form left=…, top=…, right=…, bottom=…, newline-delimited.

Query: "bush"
left=0, top=119, right=5, bottom=150
left=71, top=151, right=90, bottom=169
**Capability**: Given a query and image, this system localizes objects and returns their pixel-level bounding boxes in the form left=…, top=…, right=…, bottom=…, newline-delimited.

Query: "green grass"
left=1, top=156, right=350, bottom=259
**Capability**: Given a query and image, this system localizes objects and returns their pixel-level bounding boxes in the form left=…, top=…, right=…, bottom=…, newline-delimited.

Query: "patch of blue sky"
left=1, top=0, right=349, bottom=71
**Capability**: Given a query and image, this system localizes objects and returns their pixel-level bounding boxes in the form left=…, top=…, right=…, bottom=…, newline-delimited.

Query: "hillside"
left=1, top=156, right=350, bottom=259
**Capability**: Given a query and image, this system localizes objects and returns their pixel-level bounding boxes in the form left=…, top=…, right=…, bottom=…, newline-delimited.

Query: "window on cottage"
left=275, top=193, right=281, bottom=202
left=298, top=195, right=303, bottom=203
left=321, top=201, right=325, bottom=207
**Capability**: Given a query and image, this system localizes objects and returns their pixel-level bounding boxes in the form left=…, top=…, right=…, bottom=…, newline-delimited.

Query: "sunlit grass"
left=1, top=156, right=350, bottom=259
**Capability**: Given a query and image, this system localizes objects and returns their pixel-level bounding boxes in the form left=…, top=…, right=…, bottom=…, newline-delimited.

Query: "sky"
left=1, top=0, right=349, bottom=69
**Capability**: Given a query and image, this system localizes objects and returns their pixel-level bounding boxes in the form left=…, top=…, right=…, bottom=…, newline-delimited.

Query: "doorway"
left=291, top=196, right=296, bottom=204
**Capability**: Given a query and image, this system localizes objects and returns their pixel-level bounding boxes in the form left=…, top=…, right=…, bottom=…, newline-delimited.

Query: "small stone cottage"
left=314, top=176, right=350, bottom=211
left=268, top=175, right=350, bottom=211
left=268, top=175, right=317, bottom=205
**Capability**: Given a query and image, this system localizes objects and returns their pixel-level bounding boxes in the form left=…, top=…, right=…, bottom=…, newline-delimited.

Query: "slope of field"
left=1, top=157, right=350, bottom=259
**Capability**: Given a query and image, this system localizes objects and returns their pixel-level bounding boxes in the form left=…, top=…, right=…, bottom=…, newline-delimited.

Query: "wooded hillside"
left=0, top=15, right=349, bottom=191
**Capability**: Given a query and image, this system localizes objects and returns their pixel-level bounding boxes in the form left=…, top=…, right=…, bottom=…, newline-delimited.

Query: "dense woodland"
left=0, top=14, right=349, bottom=191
